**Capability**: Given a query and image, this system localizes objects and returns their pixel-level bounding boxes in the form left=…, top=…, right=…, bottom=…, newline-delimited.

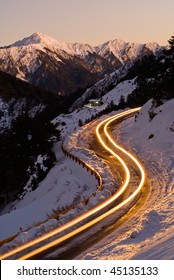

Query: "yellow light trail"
left=104, top=108, right=146, bottom=199
left=0, top=108, right=146, bottom=260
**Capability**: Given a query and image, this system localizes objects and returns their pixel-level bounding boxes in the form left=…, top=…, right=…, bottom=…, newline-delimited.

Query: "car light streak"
left=0, top=108, right=146, bottom=260
left=104, top=108, right=146, bottom=197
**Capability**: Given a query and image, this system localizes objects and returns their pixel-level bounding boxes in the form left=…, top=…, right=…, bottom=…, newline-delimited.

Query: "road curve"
left=0, top=108, right=146, bottom=260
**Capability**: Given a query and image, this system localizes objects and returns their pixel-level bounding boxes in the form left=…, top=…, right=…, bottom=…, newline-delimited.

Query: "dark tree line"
left=82, top=35, right=174, bottom=125
left=120, top=35, right=174, bottom=108
left=0, top=112, right=60, bottom=206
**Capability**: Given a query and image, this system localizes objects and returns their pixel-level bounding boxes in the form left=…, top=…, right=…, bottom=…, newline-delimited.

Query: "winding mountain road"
left=0, top=108, right=147, bottom=260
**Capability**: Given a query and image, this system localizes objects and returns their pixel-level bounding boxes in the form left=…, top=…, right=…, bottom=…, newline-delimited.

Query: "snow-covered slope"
left=69, top=63, right=133, bottom=111
left=0, top=62, right=173, bottom=260
left=0, top=76, right=138, bottom=250
left=0, top=97, right=45, bottom=133
left=9, top=32, right=94, bottom=59
left=52, top=77, right=137, bottom=137
left=124, top=99, right=174, bottom=151
left=96, top=39, right=161, bottom=64
left=1, top=97, right=174, bottom=260
left=102, top=77, right=137, bottom=104
left=11, top=32, right=72, bottom=53
left=0, top=32, right=163, bottom=95
left=0, top=34, right=172, bottom=257
left=0, top=143, right=98, bottom=240
left=77, top=98, right=174, bottom=260
left=0, top=33, right=98, bottom=94
left=8, top=33, right=162, bottom=62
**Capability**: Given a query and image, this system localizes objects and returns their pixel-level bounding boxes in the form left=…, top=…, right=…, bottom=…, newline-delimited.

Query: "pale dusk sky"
left=0, top=0, right=173, bottom=46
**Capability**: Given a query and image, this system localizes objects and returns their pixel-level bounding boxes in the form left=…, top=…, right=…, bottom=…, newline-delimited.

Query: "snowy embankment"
left=2, top=77, right=173, bottom=260
left=0, top=115, right=119, bottom=254
left=0, top=142, right=98, bottom=240
left=77, top=99, right=174, bottom=260
left=0, top=77, right=141, bottom=254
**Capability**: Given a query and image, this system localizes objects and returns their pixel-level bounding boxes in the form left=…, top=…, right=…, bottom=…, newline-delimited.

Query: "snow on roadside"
left=63, top=119, right=119, bottom=195
left=2, top=90, right=173, bottom=260
left=77, top=99, right=174, bottom=260
left=0, top=115, right=118, bottom=254
left=0, top=142, right=98, bottom=242
left=52, top=103, right=107, bottom=138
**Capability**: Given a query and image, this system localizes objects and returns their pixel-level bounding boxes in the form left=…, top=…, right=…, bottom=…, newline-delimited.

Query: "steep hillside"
left=0, top=32, right=163, bottom=96
left=0, top=37, right=173, bottom=258
left=71, top=46, right=173, bottom=111
left=0, top=71, right=60, bottom=208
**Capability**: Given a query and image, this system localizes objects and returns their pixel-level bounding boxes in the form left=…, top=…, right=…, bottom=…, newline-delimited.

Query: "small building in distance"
left=84, top=99, right=103, bottom=108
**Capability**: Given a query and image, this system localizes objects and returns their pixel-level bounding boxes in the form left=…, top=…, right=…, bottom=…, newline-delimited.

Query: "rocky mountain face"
left=0, top=32, right=163, bottom=95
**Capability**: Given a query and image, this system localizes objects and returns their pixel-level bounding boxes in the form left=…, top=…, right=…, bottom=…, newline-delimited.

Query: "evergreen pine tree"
left=168, top=35, right=174, bottom=49
left=165, top=35, right=174, bottom=55
left=118, top=95, right=126, bottom=109
left=78, top=119, right=83, bottom=127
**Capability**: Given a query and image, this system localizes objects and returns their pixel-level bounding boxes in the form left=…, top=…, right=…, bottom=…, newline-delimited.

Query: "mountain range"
left=0, top=32, right=172, bottom=208
left=0, top=32, right=163, bottom=95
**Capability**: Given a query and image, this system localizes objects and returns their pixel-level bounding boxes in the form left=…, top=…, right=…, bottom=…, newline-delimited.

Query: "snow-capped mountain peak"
left=69, top=42, right=94, bottom=57
left=96, top=38, right=126, bottom=52
left=11, top=32, right=48, bottom=47
left=96, top=38, right=162, bottom=63
left=10, top=32, right=73, bottom=54
left=0, top=32, right=164, bottom=95
left=10, top=32, right=95, bottom=57
left=7, top=32, right=163, bottom=59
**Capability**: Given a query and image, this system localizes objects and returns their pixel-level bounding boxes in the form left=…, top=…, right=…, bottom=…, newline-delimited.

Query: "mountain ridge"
left=0, top=32, right=164, bottom=95
left=6, top=32, right=163, bottom=57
